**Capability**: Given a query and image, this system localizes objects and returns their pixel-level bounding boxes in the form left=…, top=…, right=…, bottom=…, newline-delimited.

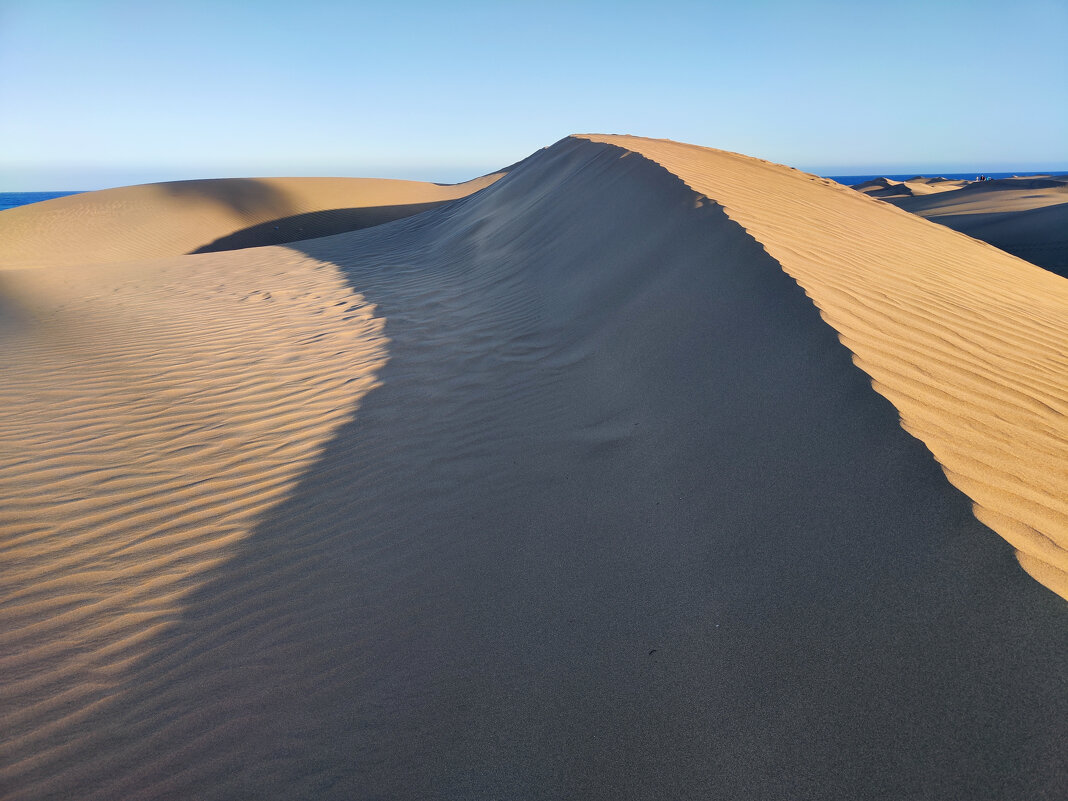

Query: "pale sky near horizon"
left=1, top=0, right=1065, bottom=190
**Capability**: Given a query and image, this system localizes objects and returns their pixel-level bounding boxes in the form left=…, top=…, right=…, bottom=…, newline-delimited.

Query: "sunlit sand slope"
left=581, top=134, right=1068, bottom=600
left=856, top=174, right=1068, bottom=276
left=1, top=137, right=1065, bottom=800
left=0, top=173, right=502, bottom=268
left=0, top=251, right=387, bottom=793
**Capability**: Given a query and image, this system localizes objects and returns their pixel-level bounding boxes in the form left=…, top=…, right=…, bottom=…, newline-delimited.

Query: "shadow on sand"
left=160, top=177, right=294, bottom=217
left=43, top=139, right=1068, bottom=801
left=189, top=202, right=455, bottom=254
left=925, top=204, right=1068, bottom=277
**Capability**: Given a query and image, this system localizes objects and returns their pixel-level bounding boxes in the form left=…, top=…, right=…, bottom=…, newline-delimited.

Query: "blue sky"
left=1, top=0, right=1066, bottom=189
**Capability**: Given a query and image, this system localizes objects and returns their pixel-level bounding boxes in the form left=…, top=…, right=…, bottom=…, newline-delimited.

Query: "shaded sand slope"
left=855, top=174, right=1068, bottom=276
left=2, top=137, right=1064, bottom=799
left=0, top=173, right=502, bottom=268
left=581, top=135, right=1068, bottom=599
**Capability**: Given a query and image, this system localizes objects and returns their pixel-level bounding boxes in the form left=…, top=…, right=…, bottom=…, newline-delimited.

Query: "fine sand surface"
left=580, top=135, right=1068, bottom=599
left=0, top=173, right=503, bottom=268
left=853, top=174, right=1068, bottom=276
left=1, top=136, right=1066, bottom=800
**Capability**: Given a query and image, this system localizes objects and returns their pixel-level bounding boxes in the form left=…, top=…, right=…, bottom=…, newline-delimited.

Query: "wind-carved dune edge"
left=576, top=134, right=1068, bottom=600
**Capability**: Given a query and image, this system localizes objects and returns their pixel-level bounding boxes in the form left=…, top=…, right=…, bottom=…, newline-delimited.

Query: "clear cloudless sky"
left=1, top=0, right=1066, bottom=189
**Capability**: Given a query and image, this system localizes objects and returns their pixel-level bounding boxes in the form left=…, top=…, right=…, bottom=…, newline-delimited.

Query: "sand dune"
left=854, top=173, right=1068, bottom=275
left=583, top=135, right=1068, bottom=597
left=1, top=136, right=1065, bottom=799
left=0, top=173, right=502, bottom=269
left=851, top=176, right=969, bottom=199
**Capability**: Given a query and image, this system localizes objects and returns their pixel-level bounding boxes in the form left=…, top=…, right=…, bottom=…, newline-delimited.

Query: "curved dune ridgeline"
left=0, top=136, right=1065, bottom=799
left=579, top=134, right=1068, bottom=600
left=0, top=173, right=503, bottom=268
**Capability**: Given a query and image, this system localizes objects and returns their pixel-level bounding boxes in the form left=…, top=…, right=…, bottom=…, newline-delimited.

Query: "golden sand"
left=1, top=136, right=1064, bottom=799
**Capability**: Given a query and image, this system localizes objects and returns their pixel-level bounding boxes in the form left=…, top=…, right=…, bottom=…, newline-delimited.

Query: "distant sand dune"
left=854, top=173, right=1068, bottom=275
left=855, top=176, right=968, bottom=198
left=0, top=136, right=1065, bottom=799
left=0, top=174, right=502, bottom=269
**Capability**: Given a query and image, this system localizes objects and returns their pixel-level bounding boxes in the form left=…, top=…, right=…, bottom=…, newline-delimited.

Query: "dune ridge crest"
left=853, top=173, right=1068, bottom=276
left=577, top=134, right=1068, bottom=599
left=0, top=173, right=502, bottom=269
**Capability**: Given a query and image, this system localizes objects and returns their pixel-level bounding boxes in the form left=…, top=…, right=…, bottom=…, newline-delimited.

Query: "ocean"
left=0, top=191, right=84, bottom=212
left=825, top=171, right=1068, bottom=187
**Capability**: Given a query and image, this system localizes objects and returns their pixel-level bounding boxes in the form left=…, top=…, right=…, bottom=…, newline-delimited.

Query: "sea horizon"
left=4, top=168, right=1068, bottom=212
left=824, top=169, right=1068, bottom=185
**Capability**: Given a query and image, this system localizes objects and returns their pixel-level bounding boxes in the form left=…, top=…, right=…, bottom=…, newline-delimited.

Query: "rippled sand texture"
left=0, top=251, right=387, bottom=793
left=1, top=136, right=1065, bottom=800
left=581, top=134, right=1068, bottom=600
left=855, top=174, right=1068, bottom=277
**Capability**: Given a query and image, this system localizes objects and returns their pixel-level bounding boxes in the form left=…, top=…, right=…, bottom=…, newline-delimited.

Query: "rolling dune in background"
left=853, top=173, right=1068, bottom=276
left=0, top=173, right=503, bottom=269
left=1, top=135, right=1065, bottom=800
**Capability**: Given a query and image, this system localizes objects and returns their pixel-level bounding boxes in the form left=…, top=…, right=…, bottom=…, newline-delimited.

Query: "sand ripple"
left=1, top=136, right=1065, bottom=799
left=0, top=250, right=387, bottom=791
